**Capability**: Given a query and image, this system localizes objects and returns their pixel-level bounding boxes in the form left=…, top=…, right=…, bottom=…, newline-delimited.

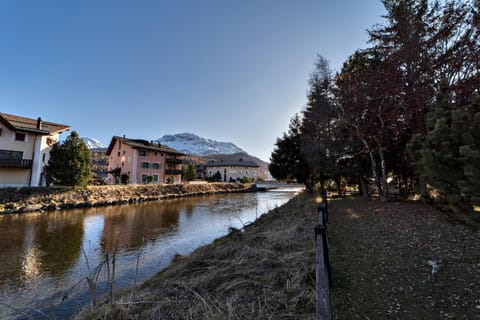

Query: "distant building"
left=105, top=136, right=184, bottom=184
left=204, top=158, right=260, bottom=182
left=0, top=112, right=70, bottom=187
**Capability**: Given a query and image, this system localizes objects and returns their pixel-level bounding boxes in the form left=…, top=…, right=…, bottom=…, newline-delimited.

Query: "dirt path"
left=329, top=198, right=480, bottom=319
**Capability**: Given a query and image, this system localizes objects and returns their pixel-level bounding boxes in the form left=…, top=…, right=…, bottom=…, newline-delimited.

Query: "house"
left=204, top=158, right=260, bottom=182
left=105, top=136, right=184, bottom=184
left=0, top=112, right=70, bottom=187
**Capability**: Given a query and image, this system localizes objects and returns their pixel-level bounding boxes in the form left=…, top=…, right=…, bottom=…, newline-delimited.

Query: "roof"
left=106, top=136, right=185, bottom=156
left=204, top=159, right=259, bottom=168
left=0, top=112, right=70, bottom=135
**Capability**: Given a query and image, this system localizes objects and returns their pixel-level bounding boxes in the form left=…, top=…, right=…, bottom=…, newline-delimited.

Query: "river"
left=0, top=189, right=301, bottom=319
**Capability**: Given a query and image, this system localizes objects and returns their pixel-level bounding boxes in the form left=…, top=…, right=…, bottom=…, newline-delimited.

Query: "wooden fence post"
left=316, top=198, right=332, bottom=320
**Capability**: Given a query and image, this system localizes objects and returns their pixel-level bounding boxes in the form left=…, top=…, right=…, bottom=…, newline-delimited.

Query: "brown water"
left=0, top=189, right=300, bottom=319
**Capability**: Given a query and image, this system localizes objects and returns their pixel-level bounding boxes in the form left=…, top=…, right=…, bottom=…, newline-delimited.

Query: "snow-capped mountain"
left=157, top=133, right=245, bottom=156
left=82, top=137, right=106, bottom=150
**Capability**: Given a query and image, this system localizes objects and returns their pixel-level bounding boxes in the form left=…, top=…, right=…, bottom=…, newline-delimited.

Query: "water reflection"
left=101, top=200, right=182, bottom=252
left=0, top=190, right=300, bottom=319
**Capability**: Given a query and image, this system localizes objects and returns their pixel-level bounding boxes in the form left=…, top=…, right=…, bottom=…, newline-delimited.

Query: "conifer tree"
left=46, top=131, right=92, bottom=186
left=458, top=97, right=480, bottom=210
left=182, top=163, right=197, bottom=181
left=420, top=82, right=480, bottom=212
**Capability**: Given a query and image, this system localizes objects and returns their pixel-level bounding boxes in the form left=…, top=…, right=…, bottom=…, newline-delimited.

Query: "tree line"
left=269, top=0, right=479, bottom=214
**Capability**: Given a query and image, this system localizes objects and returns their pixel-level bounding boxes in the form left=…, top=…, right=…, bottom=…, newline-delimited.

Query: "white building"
left=204, top=158, right=261, bottom=182
left=0, top=113, right=70, bottom=187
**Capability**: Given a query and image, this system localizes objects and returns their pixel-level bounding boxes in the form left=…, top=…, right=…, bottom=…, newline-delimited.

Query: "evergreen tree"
left=457, top=96, right=480, bottom=210
left=182, top=163, right=197, bottom=182
left=46, top=131, right=92, bottom=186
left=420, top=82, right=480, bottom=213
left=269, top=114, right=311, bottom=187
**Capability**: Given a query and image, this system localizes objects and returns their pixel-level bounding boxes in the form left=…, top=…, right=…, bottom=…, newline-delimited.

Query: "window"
left=117, top=151, right=120, bottom=156
left=153, top=175, right=158, bottom=182
left=15, top=133, right=26, bottom=141
left=152, top=163, right=160, bottom=169
left=142, top=174, right=149, bottom=182
left=141, top=162, right=149, bottom=169
left=139, top=150, right=147, bottom=156
left=0, top=150, right=23, bottom=160
left=0, top=128, right=2, bottom=136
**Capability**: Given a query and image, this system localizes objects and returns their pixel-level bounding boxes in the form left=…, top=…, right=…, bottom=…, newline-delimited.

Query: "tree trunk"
left=359, top=175, right=369, bottom=198
left=418, top=175, right=428, bottom=202
left=362, top=138, right=384, bottom=200
left=378, top=147, right=389, bottom=202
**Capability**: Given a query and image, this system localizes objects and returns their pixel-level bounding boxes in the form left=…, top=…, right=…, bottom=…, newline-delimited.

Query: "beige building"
left=106, top=136, right=184, bottom=184
left=204, top=159, right=260, bottom=182
left=0, top=112, right=70, bottom=187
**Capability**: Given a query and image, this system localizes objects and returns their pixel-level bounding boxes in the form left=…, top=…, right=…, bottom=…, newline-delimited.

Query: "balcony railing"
left=166, top=158, right=183, bottom=164
left=0, top=158, right=33, bottom=168
left=165, top=169, right=182, bottom=175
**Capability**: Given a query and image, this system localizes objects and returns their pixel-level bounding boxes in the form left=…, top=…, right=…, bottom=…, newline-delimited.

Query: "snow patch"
left=157, top=133, right=245, bottom=156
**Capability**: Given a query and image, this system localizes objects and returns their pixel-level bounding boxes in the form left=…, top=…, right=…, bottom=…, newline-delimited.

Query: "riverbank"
left=77, top=191, right=318, bottom=319
left=0, top=183, right=254, bottom=214
left=76, top=194, right=480, bottom=319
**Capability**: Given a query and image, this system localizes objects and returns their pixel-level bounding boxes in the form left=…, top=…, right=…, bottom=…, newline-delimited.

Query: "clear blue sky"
left=0, top=0, right=385, bottom=161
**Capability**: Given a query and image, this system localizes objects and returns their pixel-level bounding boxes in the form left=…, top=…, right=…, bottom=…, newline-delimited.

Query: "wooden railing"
left=0, top=158, right=33, bottom=168
left=316, top=193, right=332, bottom=320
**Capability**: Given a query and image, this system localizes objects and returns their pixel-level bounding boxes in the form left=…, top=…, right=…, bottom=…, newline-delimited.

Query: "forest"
left=269, top=0, right=480, bottom=214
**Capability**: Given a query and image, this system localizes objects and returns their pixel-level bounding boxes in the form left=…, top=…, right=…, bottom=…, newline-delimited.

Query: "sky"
left=0, top=0, right=386, bottom=162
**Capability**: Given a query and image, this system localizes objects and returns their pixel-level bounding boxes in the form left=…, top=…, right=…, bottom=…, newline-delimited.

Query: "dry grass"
left=76, top=192, right=318, bottom=320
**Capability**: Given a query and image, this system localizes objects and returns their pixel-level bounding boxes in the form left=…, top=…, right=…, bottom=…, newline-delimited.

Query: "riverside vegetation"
left=75, top=193, right=479, bottom=319
left=0, top=183, right=254, bottom=214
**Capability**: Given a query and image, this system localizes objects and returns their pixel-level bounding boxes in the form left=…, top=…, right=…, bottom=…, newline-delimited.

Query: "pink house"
left=106, top=136, right=184, bottom=184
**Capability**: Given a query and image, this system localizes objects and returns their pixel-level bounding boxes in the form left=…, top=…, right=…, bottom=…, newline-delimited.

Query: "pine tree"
left=182, top=163, right=197, bottom=181
left=46, top=131, right=92, bottom=186
left=269, top=114, right=311, bottom=187
left=420, top=82, right=480, bottom=212
left=458, top=97, right=480, bottom=210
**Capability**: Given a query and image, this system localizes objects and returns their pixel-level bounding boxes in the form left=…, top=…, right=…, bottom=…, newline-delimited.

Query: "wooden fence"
left=315, top=194, right=332, bottom=320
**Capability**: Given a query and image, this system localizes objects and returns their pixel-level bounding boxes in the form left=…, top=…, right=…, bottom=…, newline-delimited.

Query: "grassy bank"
left=77, top=192, right=318, bottom=319
left=329, top=198, right=480, bottom=319
left=0, top=183, right=254, bottom=214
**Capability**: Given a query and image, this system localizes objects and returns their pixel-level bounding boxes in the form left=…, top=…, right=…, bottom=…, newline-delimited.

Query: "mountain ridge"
left=156, top=133, right=246, bottom=156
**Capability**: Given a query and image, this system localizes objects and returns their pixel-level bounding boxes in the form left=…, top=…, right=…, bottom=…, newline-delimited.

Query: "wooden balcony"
left=165, top=169, right=182, bottom=175
left=166, top=158, right=183, bottom=164
left=0, top=158, right=33, bottom=168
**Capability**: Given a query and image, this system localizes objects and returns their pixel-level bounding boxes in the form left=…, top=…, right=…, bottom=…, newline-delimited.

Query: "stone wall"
left=0, top=183, right=254, bottom=214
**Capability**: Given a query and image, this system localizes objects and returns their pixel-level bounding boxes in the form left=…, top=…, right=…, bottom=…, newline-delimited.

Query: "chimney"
left=36, top=117, right=42, bottom=129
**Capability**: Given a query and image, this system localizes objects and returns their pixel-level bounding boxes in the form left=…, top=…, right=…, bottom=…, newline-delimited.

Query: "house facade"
left=106, top=136, right=184, bottom=184
left=0, top=112, right=70, bottom=187
left=204, top=159, right=260, bottom=182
